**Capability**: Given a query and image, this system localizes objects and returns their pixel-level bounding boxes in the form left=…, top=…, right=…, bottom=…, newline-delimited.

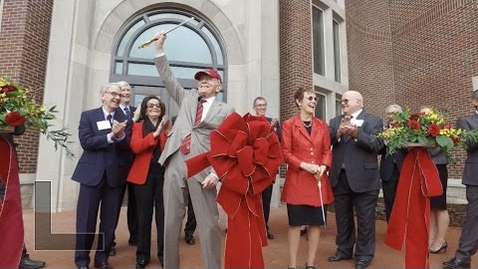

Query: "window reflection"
left=117, top=20, right=145, bottom=57
left=112, top=10, right=227, bottom=103
left=313, top=7, right=325, bottom=76
left=333, top=20, right=342, bottom=83
left=314, top=93, right=326, bottom=120
left=203, top=27, right=223, bottom=65
left=130, top=25, right=212, bottom=64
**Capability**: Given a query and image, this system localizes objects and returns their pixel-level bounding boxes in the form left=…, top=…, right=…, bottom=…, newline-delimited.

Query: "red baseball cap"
left=194, top=69, right=222, bottom=83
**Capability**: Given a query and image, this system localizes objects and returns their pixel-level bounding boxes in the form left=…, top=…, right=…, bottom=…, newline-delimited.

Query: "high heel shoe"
left=430, top=241, right=447, bottom=254
left=305, top=262, right=316, bottom=269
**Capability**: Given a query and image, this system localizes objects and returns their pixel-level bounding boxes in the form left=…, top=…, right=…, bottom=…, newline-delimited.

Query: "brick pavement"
left=22, top=205, right=472, bottom=269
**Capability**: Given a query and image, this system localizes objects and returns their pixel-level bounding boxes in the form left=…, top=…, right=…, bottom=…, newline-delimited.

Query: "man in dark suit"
left=328, top=90, right=384, bottom=269
left=153, top=31, right=235, bottom=269
left=380, top=104, right=405, bottom=222
left=442, top=90, right=478, bottom=269
left=252, top=96, right=282, bottom=239
left=109, top=81, right=137, bottom=256
left=0, top=127, right=46, bottom=269
left=71, top=82, right=131, bottom=269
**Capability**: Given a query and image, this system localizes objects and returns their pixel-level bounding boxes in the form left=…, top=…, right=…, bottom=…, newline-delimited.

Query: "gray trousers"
left=162, top=152, right=221, bottom=269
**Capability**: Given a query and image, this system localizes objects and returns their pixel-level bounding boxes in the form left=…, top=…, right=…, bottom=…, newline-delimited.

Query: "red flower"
left=1, top=84, right=18, bottom=93
left=443, top=123, right=452, bottom=129
left=407, top=120, right=421, bottom=130
left=390, top=120, right=400, bottom=128
left=427, top=124, right=441, bottom=137
left=410, top=113, right=420, bottom=121
left=451, top=136, right=460, bottom=145
left=5, top=111, right=25, bottom=126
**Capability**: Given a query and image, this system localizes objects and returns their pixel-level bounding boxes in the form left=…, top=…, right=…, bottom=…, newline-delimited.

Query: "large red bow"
left=186, top=112, right=282, bottom=217
left=186, top=113, right=282, bottom=269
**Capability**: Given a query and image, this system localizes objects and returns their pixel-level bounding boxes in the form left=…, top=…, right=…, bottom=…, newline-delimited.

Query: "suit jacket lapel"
left=94, top=107, right=110, bottom=134
left=200, top=100, right=221, bottom=126
left=293, top=115, right=313, bottom=143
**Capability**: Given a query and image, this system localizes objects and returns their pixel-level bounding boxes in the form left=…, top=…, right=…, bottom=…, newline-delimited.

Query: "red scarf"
left=0, top=137, right=24, bottom=268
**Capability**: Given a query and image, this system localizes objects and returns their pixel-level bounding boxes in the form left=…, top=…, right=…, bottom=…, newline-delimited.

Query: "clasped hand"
left=111, top=120, right=127, bottom=138
left=337, top=115, right=358, bottom=138
left=301, top=162, right=326, bottom=177
left=153, top=116, right=170, bottom=138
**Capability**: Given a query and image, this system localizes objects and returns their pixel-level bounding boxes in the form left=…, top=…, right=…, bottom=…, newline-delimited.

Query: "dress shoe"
left=77, top=267, right=89, bottom=269
left=328, top=253, right=352, bottom=262
left=135, top=259, right=148, bottom=269
left=355, top=259, right=370, bottom=269
left=108, top=245, right=116, bottom=256
left=185, top=232, right=196, bottom=245
left=443, top=257, right=471, bottom=269
left=430, top=241, right=447, bottom=254
left=267, top=229, right=275, bottom=239
left=93, top=261, right=113, bottom=269
left=19, top=254, right=46, bottom=269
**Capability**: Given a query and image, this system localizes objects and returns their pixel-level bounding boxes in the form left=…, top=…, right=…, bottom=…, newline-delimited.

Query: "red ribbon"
left=0, top=137, right=24, bottom=268
left=185, top=112, right=282, bottom=269
left=385, top=148, right=442, bottom=269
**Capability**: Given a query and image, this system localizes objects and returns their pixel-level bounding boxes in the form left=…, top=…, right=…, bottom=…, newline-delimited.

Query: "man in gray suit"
left=442, top=90, right=478, bottom=269
left=328, top=91, right=384, bottom=269
left=152, top=31, right=235, bottom=269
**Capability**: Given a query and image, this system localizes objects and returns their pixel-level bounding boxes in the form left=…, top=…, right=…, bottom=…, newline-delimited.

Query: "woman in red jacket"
left=127, top=96, right=169, bottom=269
left=281, top=87, right=333, bottom=269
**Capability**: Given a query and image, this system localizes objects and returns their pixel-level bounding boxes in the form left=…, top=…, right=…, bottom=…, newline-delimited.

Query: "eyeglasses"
left=147, top=103, right=161, bottom=108
left=341, top=99, right=349, bottom=104
left=105, top=91, right=122, bottom=98
left=255, top=104, right=267, bottom=107
left=306, top=96, right=318, bottom=102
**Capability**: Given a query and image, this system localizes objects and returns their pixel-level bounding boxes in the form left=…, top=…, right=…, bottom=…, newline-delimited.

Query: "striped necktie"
left=180, top=98, right=207, bottom=154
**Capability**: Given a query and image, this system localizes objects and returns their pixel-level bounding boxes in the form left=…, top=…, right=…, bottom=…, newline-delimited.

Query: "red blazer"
left=127, top=122, right=168, bottom=185
left=281, top=114, right=333, bottom=206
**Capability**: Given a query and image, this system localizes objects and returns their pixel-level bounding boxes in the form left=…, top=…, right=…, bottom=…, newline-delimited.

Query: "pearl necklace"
left=303, top=120, right=312, bottom=128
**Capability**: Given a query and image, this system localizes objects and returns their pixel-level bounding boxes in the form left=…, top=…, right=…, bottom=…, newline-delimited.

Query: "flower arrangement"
left=0, top=77, right=73, bottom=157
left=378, top=107, right=478, bottom=160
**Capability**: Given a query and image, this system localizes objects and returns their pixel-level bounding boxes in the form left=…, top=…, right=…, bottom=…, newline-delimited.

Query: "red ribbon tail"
left=0, top=137, right=24, bottom=268
left=185, top=152, right=210, bottom=178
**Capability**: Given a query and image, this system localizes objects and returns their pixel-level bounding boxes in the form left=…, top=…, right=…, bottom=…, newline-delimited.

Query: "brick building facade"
left=0, top=0, right=476, bottom=208
left=345, top=0, right=478, bottom=178
left=0, top=0, right=52, bottom=174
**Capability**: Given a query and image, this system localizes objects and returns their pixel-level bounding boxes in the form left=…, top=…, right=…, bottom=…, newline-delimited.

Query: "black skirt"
left=430, top=164, right=448, bottom=210
left=287, top=204, right=327, bottom=226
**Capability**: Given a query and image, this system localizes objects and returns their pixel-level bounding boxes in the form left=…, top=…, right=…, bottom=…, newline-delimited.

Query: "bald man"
left=328, top=91, right=384, bottom=269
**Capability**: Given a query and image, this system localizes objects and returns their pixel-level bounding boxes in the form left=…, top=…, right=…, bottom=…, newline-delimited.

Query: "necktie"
left=124, top=107, right=129, bottom=117
left=180, top=98, right=207, bottom=154
left=107, top=114, right=113, bottom=124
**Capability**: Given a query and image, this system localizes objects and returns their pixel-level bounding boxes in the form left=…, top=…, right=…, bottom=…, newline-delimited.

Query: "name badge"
left=97, top=120, right=112, bottom=130
left=352, top=119, right=364, bottom=127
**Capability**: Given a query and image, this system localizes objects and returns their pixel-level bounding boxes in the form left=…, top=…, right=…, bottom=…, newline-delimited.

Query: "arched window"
left=110, top=9, right=227, bottom=117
